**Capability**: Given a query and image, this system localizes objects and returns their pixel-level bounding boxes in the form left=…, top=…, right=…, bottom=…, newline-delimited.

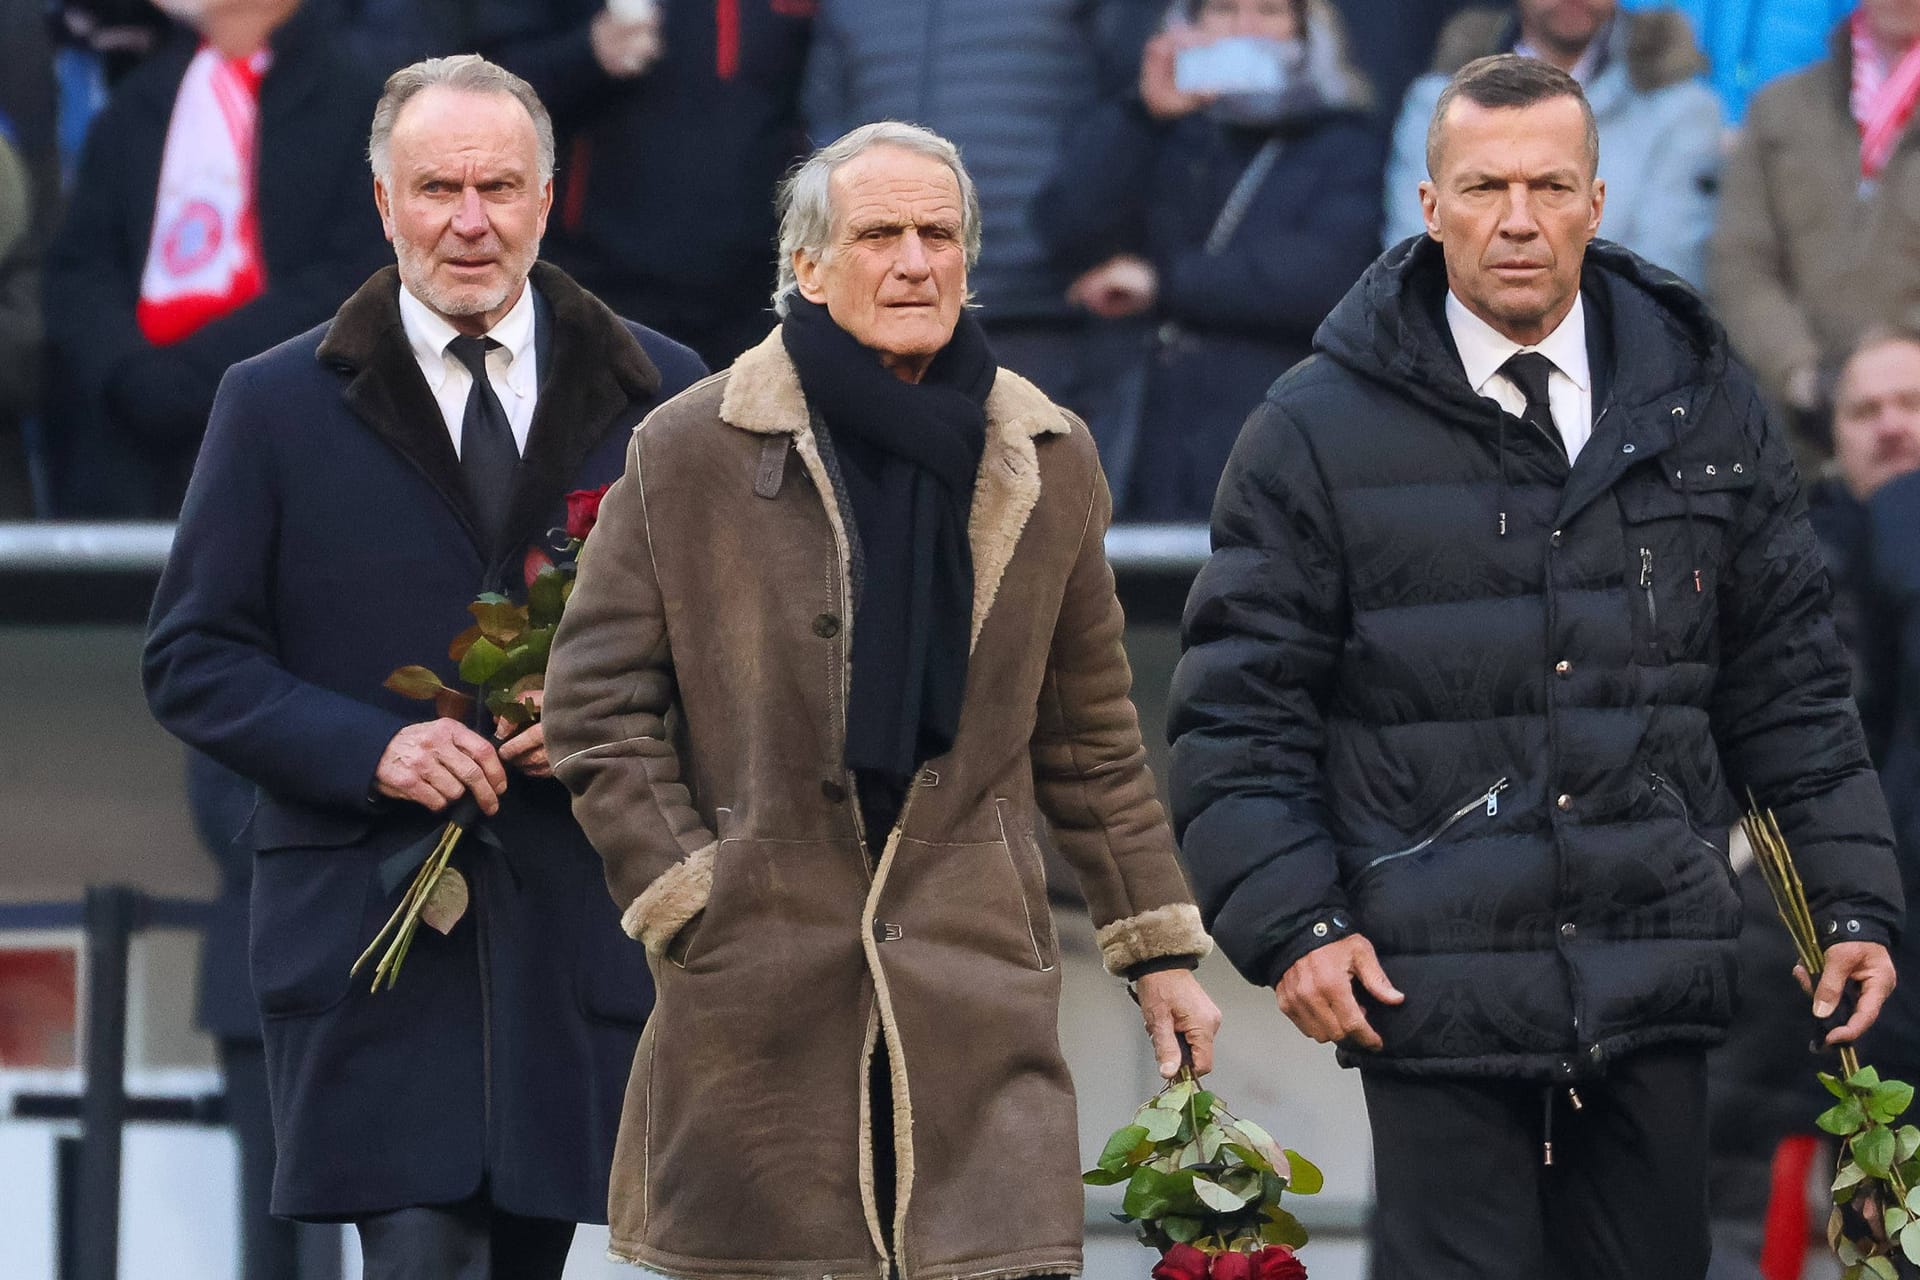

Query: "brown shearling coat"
left=544, top=330, right=1211, bottom=1280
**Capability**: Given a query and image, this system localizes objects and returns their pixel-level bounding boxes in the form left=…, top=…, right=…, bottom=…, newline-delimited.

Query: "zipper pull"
left=1639, top=547, right=1653, bottom=589
left=1486, top=778, right=1509, bottom=817
left=1693, top=568, right=1703, bottom=594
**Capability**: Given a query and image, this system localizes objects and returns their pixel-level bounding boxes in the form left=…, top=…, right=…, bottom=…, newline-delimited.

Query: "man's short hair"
left=368, top=54, right=556, bottom=185
left=771, top=121, right=983, bottom=317
left=1425, top=53, right=1600, bottom=179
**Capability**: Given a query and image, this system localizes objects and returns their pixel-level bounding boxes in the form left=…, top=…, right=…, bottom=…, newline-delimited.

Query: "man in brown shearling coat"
left=544, top=121, right=1222, bottom=1280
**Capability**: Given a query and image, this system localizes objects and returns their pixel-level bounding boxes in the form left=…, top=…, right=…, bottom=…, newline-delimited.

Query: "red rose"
left=1152, top=1244, right=1212, bottom=1280
left=564, top=484, right=610, bottom=542
left=1252, top=1245, right=1307, bottom=1280
left=1210, top=1250, right=1253, bottom=1280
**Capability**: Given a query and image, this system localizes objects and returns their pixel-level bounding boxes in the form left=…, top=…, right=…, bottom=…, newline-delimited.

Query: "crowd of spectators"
left=3, top=0, right=1906, bottom=524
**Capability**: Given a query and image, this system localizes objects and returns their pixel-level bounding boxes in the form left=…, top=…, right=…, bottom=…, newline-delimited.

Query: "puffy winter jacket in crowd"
left=1170, top=235, right=1901, bottom=1080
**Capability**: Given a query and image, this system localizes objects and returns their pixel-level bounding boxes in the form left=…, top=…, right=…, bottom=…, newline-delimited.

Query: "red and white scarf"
left=1851, top=11, right=1920, bottom=182
left=135, top=46, right=270, bottom=345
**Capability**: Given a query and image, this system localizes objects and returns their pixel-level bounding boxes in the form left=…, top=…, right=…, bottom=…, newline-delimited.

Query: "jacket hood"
left=1432, top=7, right=1707, bottom=94
left=1314, top=235, right=1726, bottom=424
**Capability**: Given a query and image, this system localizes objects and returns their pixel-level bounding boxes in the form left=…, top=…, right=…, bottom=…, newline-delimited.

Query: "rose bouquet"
left=1085, top=1068, right=1321, bottom=1279
left=349, top=485, right=609, bottom=991
left=1744, top=804, right=1920, bottom=1280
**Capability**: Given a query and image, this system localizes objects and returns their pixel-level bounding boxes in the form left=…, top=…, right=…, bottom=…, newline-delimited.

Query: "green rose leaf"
left=1098, top=1125, right=1150, bottom=1172
left=459, top=636, right=509, bottom=685
left=1866, top=1254, right=1899, bottom=1280
left=528, top=568, right=570, bottom=627
left=474, top=591, right=511, bottom=605
left=1195, top=1123, right=1226, bottom=1163
left=1835, top=1162, right=1869, bottom=1192
left=1821, top=1099, right=1870, bottom=1136
left=1857, top=1125, right=1897, bottom=1180
left=1191, top=1091, right=1218, bottom=1124
left=1140, top=1108, right=1183, bottom=1142
left=1123, top=1167, right=1170, bottom=1220
left=468, top=599, right=527, bottom=645
left=1082, top=1166, right=1131, bottom=1186
left=1850, top=1066, right=1885, bottom=1092
left=1156, top=1080, right=1197, bottom=1111
left=1824, top=1072, right=1854, bottom=1100
left=1260, top=1208, right=1309, bottom=1249
left=1192, top=1175, right=1252, bottom=1212
left=1870, top=1081, right=1916, bottom=1124
left=1906, top=1184, right=1920, bottom=1216
left=1162, top=1216, right=1204, bottom=1244
left=1891, top=1206, right=1912, bottom=1236
left=1224, top=1142, right=1276, bottom=1175
left=1839, top=1238, right=1863, bottom=1267
left=384, top=665, right=448, bottom=701
left=1285, top=1149, right=1326, bottom=1196
left=1902, top=1220, right=1920, bottom=1265
left=1901, top=1128, right=1920, bottom=1165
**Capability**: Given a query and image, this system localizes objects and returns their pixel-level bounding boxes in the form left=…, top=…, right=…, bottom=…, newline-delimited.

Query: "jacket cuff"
left=1818, top=910, right=1895, bottom=951
left=1125, top=954, right=1200, bottom=983
left=620, top=843, right=717, bottom=956
left=1260, top=908, right=1358, bottom=988
left=1095, top=902, right=1213, bottom=976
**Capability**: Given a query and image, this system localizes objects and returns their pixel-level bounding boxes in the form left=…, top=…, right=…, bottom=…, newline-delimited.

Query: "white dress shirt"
left=398, top=281, right=539, bottom=457
left=1445, top=290, right=1594, bottom=463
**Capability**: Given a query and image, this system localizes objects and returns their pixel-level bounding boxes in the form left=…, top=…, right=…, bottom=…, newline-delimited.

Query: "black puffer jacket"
left=1170, top=235, right=1902, bottom=1080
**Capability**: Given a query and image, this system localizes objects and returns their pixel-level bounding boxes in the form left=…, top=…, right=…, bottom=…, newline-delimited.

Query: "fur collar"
left=316, top=261, right=661, bottom=567
left=718, top=326, right=1073, bottom=649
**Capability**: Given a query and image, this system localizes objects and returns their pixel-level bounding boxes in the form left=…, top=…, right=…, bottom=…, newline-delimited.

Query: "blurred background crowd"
left=11, top=2, right=1920, bottom=1278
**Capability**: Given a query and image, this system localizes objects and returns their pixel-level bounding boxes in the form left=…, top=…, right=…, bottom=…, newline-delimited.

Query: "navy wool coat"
left=145, top=262, right=706, bottom=1221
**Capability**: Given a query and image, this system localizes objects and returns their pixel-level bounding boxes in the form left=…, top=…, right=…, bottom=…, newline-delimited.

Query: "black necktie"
left=447, top=334, right=519, bottom=556
left=1499, top=351, right=1562, bottom=457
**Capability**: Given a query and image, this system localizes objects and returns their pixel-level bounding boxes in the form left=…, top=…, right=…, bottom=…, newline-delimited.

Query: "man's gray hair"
left=1426, top=53, right=1599, bottom=179
left=772, top=121, right=983, bottom=317
left=368, top=54, right=556, bottom=184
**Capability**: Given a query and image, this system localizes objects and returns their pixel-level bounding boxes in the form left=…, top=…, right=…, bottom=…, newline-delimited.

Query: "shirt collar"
left=1446, top=288, right=1591, bottom=397
left=397, top=279, right=539, bottom=394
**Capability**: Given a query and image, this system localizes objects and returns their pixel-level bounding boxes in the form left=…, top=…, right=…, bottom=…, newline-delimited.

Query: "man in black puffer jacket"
left=1170, top=53, right=1902, bottom=1280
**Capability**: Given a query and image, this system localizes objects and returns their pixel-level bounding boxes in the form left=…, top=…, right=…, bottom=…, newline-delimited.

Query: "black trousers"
left=1363, top=1047, right=1711, bottom=1280
left=355, top=1198, right=573, bottom=1280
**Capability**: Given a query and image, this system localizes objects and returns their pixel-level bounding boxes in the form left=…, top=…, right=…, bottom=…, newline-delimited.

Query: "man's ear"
left=793, top=249, right=828, bottom=304
left=1587, top=176, right=1606, bottom=241
left=373, top=175, right=396, bottom=243
left=1418, top=179, right=1441, bottom=241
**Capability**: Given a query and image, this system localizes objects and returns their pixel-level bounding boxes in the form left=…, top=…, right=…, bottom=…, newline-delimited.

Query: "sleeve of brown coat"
left=1029, top=446, right=1213, bottom=975
left=546, top=429, right=718, bottom=955
left=1706, top=90, right=1822, bottom=405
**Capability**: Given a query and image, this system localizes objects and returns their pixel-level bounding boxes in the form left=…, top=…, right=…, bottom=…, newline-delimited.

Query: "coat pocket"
left=994, top=799, right=1059, bottom=972
left=1354, top=778, right=1510, bottom=883
left=247, top=798, right=379, bottom=1019
left=1617, top=458, right=1756, bottom=663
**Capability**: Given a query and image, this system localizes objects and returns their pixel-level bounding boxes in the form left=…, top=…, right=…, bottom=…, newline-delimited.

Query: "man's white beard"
left=394, top=235, right=540, bottom=320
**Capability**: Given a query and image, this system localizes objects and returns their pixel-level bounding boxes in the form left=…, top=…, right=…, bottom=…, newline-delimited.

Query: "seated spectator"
left=43, top=0, right=388, bottom=516
left=0, top=132, right=38, bottom=517
left=1621, top=0, right=1851, bottom=124
left=1384, top=1, right=1721, bottom=286
left=1034, top=0, right=1382, bottom=522
left=479, top=0, right=813, bottom=369
left=1709, top=0, right=1920, bottom=470
left=804, top=0, right=1163, bottom=415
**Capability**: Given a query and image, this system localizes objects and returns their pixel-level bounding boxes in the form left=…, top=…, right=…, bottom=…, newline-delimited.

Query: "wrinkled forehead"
left=827, top=147, right=964, bottom=231
left=390, top=86, right=540, bottom=173
left=1436, top=96, right=1595, bottom=181
left=1840, top=339, right=1920, bottom=411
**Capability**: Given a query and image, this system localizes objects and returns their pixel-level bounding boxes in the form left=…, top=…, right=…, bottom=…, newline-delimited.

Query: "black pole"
left=74, top=885, right=134, bottom=1280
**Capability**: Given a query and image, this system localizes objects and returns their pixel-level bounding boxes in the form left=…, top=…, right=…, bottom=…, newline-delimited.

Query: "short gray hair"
left=368, top=54, right=555, bottom=185
left=1427, top=53, right=1599, bottom=179
left=772, top=121, right=983, bottom=317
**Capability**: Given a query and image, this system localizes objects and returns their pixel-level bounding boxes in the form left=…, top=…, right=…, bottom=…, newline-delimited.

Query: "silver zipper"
left=1649, top=771, right=1732, bottom=874
left=1361, top=778, right=1510, bottom=875
left=1640, top=547, right=1658, bottom=629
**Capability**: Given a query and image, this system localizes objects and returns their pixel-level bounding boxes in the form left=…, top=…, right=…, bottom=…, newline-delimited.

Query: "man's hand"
left=1136, top=968, right=1223, bottom=1078
left=495, top=688, right=550, bottom=778
left=1067, top=255, right=1158, bottom=320
left=374, top=719, right=508, bottom=815
left=591, top=6, right=662, bottom=78
left=1275, top=933, right=1403, bottom=1052
left=1139, top=27, right=1217, bottom=121
left=1794, top=941, right=1897, bottom=1046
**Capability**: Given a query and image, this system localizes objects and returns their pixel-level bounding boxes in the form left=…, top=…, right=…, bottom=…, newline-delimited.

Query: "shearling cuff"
left=1095, top=902, right=1213, bottom=976
left=620, top=843, right=717, bottom=956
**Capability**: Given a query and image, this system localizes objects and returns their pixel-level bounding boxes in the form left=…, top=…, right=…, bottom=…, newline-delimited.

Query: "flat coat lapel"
left=719, top=329, right=1072, bottom=652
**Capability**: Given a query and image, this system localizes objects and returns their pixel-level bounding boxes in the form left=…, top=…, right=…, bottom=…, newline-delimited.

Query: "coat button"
left=1550, top=530, right=1563, bottom=547
left=1554, top=660, right=1572, bottom=676
left=812, top=613, right=841, bottom=639
left=1560, top=922, right=1577, bottom=940
left=821, top=779, right=847, bottom=804
left=1557, top=793, right=1573, bottom=811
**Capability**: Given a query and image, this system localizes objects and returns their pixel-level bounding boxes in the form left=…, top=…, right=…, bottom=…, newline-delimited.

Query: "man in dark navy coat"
left=145, top=54, right=705, bottom=1279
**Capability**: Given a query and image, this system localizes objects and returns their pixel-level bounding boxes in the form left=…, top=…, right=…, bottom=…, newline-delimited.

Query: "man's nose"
left=894, top=231, right=932, bottom=278
left=451, top=186, right=488, bottom=237
left=1498, top=187, right=1540, bottom=238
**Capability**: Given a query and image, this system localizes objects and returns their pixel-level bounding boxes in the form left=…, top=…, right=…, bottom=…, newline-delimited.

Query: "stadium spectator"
left=42, top=0, right=388, bottom=516
left=803, top=0, right=1162, bottom=414
left=478, top=0, right=814, bottom=369
left=1709, top=0, right=1920, bottom=468
left=1034, top=0, right=1382, bottom=521
left=0, top=132, right=38, bottom=517
left=1330, top=0, right=1481, bottom=125
left=1384, top=1, right=1721, bottom=286
left=1621, top=0, right=1853, bottom=125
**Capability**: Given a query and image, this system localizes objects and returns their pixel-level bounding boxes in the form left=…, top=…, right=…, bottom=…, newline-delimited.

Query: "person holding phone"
left=1033, top=0, right=1384, bottom=521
